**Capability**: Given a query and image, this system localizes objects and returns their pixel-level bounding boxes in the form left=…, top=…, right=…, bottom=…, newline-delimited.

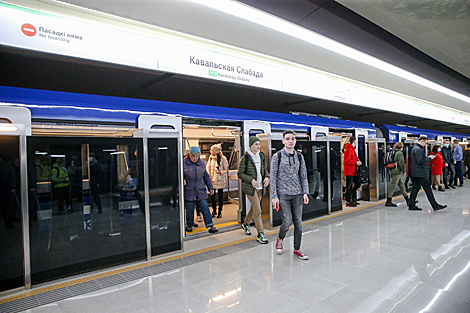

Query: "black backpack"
left=383, top=150, right=396, bottom=169
left=357, top=164, right=370, bottom=183
left=275, top=150, right=302, bottom=178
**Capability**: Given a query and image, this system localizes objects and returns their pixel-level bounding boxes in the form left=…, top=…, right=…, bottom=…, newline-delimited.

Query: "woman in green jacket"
left=238, top=136, right=270, bottom=244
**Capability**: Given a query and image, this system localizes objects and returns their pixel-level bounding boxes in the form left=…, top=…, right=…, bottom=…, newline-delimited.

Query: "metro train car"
left=0, top=85, right=469, bottom=293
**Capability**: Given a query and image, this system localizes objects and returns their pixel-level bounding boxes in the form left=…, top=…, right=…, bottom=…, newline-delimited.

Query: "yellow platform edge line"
left=0, top=194, right=415, bottom=304
left=188, top=220, right=239, bottom=234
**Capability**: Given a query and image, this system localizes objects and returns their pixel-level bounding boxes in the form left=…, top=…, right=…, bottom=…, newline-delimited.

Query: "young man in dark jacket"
left=238, top=136, right=270, bottom=244
left=408, top=136, right=447, bottom=211
left=441, top=139, right=455, bottom=189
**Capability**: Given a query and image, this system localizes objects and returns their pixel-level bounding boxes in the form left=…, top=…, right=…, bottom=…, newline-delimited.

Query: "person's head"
left=444, top=139, right=450, bottom=147
left=189, top=146, right=200, bottom=163
left=418, top=136, right=428, bottom=145
left=57, top=157, right=65, bottom=166
left=89, top=152, right=95, bottom=161
left=453, top=139, right=459, bottom=145
left=432, top=145, right=439, bottom=154
left=210, top=144, right=222, bottom=156
left=467, top=143, right=470, bottom=149
left=249, top=136, right=261, bottom=153
left=393, top=142, right=403, bottom=150
left=349, top=136, right=356, bottom=146
left=282, top=130, right=296, bottom=149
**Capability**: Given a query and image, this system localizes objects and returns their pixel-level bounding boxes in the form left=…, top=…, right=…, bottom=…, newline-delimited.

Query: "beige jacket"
left=206, top=154, right=228, bottom=189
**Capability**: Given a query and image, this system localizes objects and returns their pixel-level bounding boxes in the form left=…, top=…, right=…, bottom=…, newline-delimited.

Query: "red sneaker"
left=276, top=237, right=283, bottom=254
left=293, top=250, right=309, bottom=260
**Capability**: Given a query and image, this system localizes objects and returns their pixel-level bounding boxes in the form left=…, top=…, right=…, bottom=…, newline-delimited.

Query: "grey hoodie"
left=270, top=149, right=308, bottom=198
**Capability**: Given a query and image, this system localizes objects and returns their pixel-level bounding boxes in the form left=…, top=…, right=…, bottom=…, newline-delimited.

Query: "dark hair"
left=418, top=136, right=428, bottom=141
left=89, top=152, right=95, bottom=158
left=432, top=145, right=439, bottom=153
left=349, top=136, right=356, bottom=144
left=453, top=139, right=459, bottom=144
left=282, top=130, right=296, bottom=139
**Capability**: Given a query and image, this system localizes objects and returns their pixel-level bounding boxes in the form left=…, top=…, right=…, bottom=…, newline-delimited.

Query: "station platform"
left=1, top=182, right=469, bottom=313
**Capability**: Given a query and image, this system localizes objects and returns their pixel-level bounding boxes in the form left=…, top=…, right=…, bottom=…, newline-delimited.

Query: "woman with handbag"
left=206, top=144, right=228, bottom=218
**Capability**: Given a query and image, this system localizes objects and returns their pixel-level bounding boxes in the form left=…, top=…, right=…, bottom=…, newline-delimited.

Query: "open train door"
left=240, top=121, right=271, bottom=224
left=137, top=115, right=183, bottom=257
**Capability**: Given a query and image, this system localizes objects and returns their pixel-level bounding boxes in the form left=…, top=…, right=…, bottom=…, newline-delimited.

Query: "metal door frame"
left=136, top=115, right=183, bottom=258
left=0, top=107, right=32, bottom=289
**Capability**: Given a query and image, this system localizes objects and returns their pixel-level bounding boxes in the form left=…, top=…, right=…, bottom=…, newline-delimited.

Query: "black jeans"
left=345, top=175, right=360, bottom=203
left=408, top=177, right=438, bottom=209
left=443, top=164, right=455, bottom=187
left=211, top=188, right=224, bottom=213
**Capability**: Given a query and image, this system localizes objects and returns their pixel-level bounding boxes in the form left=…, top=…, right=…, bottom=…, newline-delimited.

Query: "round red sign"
left=21, top=23, right=36, bottom=36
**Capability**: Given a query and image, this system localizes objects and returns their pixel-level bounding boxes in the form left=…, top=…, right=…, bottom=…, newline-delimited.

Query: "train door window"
left=357, top=135, right=366, bottom=163
left=329, top=140, right=343, bottom=212
left=147, top=138, right=181, bottom=256
left=27, top=136, right=147, bottom=285
left=0, top=135, right=23, bottom=292
left=377, top=141, right=387, bottom=200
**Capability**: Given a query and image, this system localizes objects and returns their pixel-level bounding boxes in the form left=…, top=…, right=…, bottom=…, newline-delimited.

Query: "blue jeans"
left=278, top=194, right=303, bottom=250
left=185, top=199, right=214, bottom=228
left=454, top=161, right=464, bottom=186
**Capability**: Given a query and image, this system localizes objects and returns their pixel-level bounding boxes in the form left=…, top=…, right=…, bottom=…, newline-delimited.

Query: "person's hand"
left=272, top=197, right=279, bottom=209
left=210, top=189, right=214, bottom=195
left=251, top=179, right=260, bottom=189
left=430, top=155, right=436, bottom=159
left=303, top=194, right=309, bottom=204
left=445, top=163, right=448, bottom=167
left=263, top=177, right=269, bottom=187
left=357, top=160, right=362, bottom=166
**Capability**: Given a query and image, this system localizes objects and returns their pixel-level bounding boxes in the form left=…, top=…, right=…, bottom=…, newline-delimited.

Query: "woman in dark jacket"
left=183, top=146, right=218, bottom=234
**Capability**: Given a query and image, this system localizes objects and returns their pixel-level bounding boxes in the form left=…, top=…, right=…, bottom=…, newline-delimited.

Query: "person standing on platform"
left=51, top=157, right=72, bottom=213
left=183, top=146, right=218, bottom=234
left=271, top=130, right=309, bottom=260
left=453, top=139, right=464, bottom=187
left=441, top=139, right=455, bottom=189
left=408, top=136, right=447, bottom=211
left=464, top=143, right=470, bottom=179
left=206, top=144, right=228, bottom=218
left=430, top=146, right=445, bottom=192
left=89, top=153, right=103, bottom=214
left=238, top=136, right=270, bottom=244
left=343, top=136, right=362, bottom=207
left=385, top=142, right=410, bottom=207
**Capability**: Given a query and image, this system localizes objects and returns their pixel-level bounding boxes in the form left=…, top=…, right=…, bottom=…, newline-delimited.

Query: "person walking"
left=183, top=146, right=218, bottom=234
left=408, top=136, right=447, bottom=211
left=206, top=144, right=228, bottom=218
left=430, top=146, right=445, bottom=192
left=453, top=139, right=464, bottom=187
left=271, top=130, right=309, bottom=260
left=343, top=136, right=362, bottom=207
left=464, top=143, right=470, bottom=179
left=238, top=136, right=270, bottom=244
left=385, top=142, right=410, bottom=207
left=441, top=139, right=455, bottom=189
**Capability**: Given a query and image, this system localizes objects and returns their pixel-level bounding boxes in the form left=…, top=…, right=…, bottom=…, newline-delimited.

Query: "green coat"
left=238, top=151, right=269, bottom=196
left=389, top=148, right=405, bottom=175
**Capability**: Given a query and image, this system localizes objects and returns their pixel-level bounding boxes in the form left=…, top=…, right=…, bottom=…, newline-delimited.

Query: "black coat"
left=441, top=146, right=454, bottom=165
left=411, top=143, right=432, bottom=178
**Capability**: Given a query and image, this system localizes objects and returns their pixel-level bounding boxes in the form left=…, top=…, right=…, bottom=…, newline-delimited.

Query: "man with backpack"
left=238, top=136, right=270, bottom=244
left=385, top=142, right=410, bottom=207
left=271, top=130, right=309, bottom=260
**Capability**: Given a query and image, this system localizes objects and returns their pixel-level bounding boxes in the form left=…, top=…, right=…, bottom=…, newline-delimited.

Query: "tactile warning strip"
left=0, top=197, right=401, bottom=313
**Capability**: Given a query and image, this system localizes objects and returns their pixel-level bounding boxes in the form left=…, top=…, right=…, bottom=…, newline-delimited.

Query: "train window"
left=0, top=118, right=13, bottom=123
left=150, top=125, right=175, bottom=130
left=31, top=124, right=136, bottom=137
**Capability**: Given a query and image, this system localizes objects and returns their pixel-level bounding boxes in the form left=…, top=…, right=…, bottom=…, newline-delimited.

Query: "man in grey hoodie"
left=271, top=130, right=309, bottom=260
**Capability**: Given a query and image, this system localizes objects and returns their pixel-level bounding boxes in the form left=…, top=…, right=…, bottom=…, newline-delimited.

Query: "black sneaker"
left=409, top=206, right=422, bottom=211
left=449, top=185, right=456, bottom=189
left=256, top=232, right=268, bottom=244
left=185, top=226, right=193, bottom=232
left=208, top=226, right=218, bottom=234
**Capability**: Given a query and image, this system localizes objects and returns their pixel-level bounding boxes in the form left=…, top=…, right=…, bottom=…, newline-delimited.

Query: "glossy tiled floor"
left=18, top=184, right=470, bottom=312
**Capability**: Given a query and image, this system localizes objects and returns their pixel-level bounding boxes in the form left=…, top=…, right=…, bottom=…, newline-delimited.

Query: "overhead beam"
left=141, top=73, right=174, bottom=89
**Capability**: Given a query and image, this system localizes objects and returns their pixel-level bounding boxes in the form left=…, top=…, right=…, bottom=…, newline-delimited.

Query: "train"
left=0, top=85, right=469, bottom=293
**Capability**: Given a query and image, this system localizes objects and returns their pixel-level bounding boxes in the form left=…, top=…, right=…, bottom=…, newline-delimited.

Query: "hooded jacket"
left=343, top=143, right=358, bottom=176
left=238, top=151, right=269, bottom=196
left=206, top=153, right=228, bottom=190
left=183, top=156, right=213, bottom=201
left=430, top=152, right=444, bottom=176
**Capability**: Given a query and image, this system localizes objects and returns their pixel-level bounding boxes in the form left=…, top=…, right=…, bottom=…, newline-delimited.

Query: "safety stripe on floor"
left=0, top=194, right=412, bottom=312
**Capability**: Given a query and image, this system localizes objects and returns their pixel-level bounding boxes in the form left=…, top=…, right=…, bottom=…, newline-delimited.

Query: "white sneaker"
left=276, top=237, right=283, bottom=254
